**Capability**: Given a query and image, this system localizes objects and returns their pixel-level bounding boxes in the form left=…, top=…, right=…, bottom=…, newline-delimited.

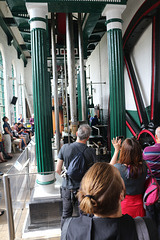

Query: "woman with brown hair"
left=63, top=162, right=157, bottom=240
left=110, top=137, right=147, bottom=218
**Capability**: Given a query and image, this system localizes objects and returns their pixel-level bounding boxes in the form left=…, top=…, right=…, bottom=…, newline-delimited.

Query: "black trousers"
left=146, top=202, right=160, bottom=239
left=61, top=187, right=79, bottom=228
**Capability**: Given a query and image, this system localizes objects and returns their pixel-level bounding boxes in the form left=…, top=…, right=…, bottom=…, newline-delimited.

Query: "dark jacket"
left=62, top=214, right=158, bottom=240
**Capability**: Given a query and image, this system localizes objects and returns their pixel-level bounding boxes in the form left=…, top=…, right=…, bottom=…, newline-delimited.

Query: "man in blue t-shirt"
left=56, top=124, right=96, bottom=227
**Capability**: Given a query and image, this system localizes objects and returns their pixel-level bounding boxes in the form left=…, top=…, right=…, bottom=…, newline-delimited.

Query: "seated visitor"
left=14, top=123, right=19, bottom=132
left=17, top=123, right=32, bottom=141
left=17, top=123, right=29, bottom=142
left=63, top=162, right=158, bottom=240
left=110, top=137, right=147, bottom=218
left=13, top=124, right=27, bottom=147
left=18, top=114, right=24, bottom=124
left=17, top=123, right=25, bottom=133
left=11, top=126, right=25, bottom=151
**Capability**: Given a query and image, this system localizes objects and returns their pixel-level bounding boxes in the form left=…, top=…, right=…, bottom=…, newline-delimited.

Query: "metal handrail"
left=3, top=175, right=15, bottom=240
left=3, top=137, right=59, bottom=240
left=92, top=125, right=100, bottom=136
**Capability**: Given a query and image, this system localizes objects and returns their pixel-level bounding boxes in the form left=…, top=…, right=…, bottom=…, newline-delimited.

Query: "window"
left=0, top=51, right=5, bottom=118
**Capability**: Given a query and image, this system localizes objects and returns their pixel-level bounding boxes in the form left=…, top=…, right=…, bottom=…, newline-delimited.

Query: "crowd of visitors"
left=62, top=162, right=158, bottom=240
left=1, top=115, right=160, bottom=237
left=0, top=114, right=34, bottom=162
left=0, top=114, right=34, bottom=218
left=58, top=124, right=160, bottom=240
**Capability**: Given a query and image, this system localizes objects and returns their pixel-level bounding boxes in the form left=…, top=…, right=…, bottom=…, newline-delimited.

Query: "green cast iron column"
left=103, top=4, right=126, bottom=156
left=77, top=67, right=88, bottom=122
left=26, top=3, right=54, bottom=185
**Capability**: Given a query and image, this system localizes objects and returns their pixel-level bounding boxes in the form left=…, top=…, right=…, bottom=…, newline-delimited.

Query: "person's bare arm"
left=110, top=137, right=121, bottom=165
left=56, top=159, right=63, bottom=175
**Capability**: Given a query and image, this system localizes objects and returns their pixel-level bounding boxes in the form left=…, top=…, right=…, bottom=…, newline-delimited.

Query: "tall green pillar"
left=103, top=4, right=126, bottom=155
left=26, top=3, right=54, bottom=187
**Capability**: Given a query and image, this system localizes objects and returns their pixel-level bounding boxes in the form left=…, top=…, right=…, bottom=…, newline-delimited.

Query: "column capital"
left=102, top=4, right=126, bottom=31
left=26, top=3, right=48, bottom=30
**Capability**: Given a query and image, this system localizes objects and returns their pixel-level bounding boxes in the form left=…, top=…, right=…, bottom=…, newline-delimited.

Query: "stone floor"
left=0, top=147, right=61, bottom=240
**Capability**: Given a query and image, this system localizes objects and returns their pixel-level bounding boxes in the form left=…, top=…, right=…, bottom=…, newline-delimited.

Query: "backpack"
left=66, top=146, right=87, bottom=182
left=143, top=164, right=160, bottom=208
left=134, top=217, right=150, bottom=240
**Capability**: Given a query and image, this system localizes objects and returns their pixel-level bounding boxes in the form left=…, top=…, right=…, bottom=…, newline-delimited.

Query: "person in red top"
left=110, top=137, right=147, bottom=218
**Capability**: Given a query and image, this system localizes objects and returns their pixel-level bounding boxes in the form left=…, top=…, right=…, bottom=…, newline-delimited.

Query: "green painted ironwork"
left=107, top=28, right=126, bottom=156
left=106, top=18, right=123, bottom=25
left=6, top=0, right=127, bottom=15
left=47, top=72, right=53, bottom=140
left=0, top=12, right=28, bottom=66
left=4, top=0, right=128, bottom=68
left=31, top=26, right=53, bottom=173
left=77, top=68, right=88, bottom=121
left=36, top=178, right=56, bottom=185
left=0, top=51, right=5, bottom=119
left=29, top=17, right=46, bottom=24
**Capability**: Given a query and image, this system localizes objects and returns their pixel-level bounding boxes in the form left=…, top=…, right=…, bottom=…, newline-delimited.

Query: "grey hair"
left=77, top=124, right=91, bottom=140
left=155, top=127, right=160, bottom=140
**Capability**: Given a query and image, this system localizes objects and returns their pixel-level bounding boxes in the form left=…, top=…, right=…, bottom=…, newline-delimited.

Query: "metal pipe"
left=92, top=141, right=100, bottom=148
left=3, top=175, right=15, bottom=240
left=61, top=69, right=64, bottom=113
left=78, top=13, right=86, bottom=121
left=64, top=48, right=70, bottom=143
left=51, top=13, right=60, bottom=152
left=66, top=13, right=77, bottom=124
left=125, top=53, right=148, bottom=128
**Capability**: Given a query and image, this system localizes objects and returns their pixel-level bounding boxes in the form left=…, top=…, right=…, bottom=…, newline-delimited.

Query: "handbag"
left=143, top=164, right=160, bottom=208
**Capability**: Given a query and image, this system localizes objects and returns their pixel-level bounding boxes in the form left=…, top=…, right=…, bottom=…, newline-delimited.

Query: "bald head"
left=155, top=127, right=160, bottom=142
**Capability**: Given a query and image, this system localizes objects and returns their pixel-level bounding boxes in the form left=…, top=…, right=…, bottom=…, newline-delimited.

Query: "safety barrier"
left=3, top=139, right=62, bottom=240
